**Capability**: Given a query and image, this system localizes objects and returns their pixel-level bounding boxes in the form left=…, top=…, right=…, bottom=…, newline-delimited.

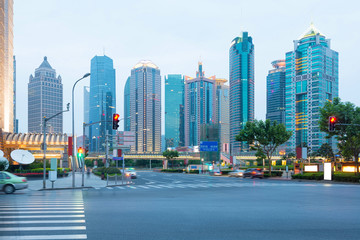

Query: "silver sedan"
left=228, top=169, right=245, bottom=177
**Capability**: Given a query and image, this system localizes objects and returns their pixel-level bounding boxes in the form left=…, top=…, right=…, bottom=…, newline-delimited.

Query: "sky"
left=13, top=0, right=360, bottom=136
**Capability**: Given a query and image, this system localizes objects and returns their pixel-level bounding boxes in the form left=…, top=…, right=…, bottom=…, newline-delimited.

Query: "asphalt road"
left=1, top=171, right=360, bottom=240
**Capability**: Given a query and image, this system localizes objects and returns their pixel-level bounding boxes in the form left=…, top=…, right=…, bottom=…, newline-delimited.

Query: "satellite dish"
left=10, top=150, right=35, bottom=165
left=0, top=150, right=3, bottom=158
left=0, top=157, right=9, bottom=170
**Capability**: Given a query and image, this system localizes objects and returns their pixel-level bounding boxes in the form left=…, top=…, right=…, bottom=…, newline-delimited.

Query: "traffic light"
left=77, top=147, right=84, bottom=159
left=112, top=113, right=120, bottom=130
left=329, top=116, right=336, bottom=132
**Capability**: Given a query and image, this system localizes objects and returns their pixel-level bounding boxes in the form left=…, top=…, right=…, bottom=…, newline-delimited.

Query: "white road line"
left=185, top=184, right=199, bottom=188
left=116, top=186, right=125, bottom=189
left=0, top=210, right=84, bottom=214
left=173, top=185, right=186, bottom=188
left=158, top=185, right=173, bottom=188
left=127, top=186, right=136, bottom=189
left=137, top=185, right=149, bottom=189
left=106, top=187, right=113, bottom=190
left=0, top=215, right=85, bottom=219
left=0, top=207, right=84, bottom=210
left=147, top=185, right=162, bottom=188
left=0, top=234, right=87, bottom=240
left=94, top=187, right=100, bottom=190
left=1, top=220, right=86, bottom=224
left=0, top=226, right=86, bottom=231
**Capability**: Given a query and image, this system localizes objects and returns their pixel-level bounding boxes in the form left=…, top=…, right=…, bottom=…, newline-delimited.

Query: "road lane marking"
left=137, top=185, right=149, bottom=189
left=116, top=186, right=125, bottom=189
left=1, top=220, right=86, bottom=224
left=0, top=214, right=85, bottom=218
left=0, top=211, right=84, bottom=214
left=127, top=186, right=137, bottom=189
left=147, top=185, right=162, bottom=188
left=106, top=187, right=113, bottom=190
left=157, top=185, right=174, bottom=188
left=0, top=234, right=87, bottom=240
left=0, top=207, right=84, bottom=210
left=0, top=226, right=86, bottom=231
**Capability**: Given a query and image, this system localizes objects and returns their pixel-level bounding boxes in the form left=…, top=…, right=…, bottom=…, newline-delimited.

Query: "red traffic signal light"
left=113, top=113, right=120, bottom=130
left=329, top=116, right=336, bottom=132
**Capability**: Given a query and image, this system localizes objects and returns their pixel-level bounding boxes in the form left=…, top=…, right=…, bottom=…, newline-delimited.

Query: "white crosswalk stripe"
left=0, top=193, right=87, bottom=240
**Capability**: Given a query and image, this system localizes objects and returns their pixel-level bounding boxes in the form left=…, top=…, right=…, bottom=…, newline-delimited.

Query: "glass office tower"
left=129, top=60, right=161, bottom=153
left=165, top=74, right=184, bottom=148
left=28, top=57, right=63, bottom=133
left=184, top=62, right=217, bottom=147
left=124, top=77, right=131, bottom=131
left=229, top=32, right=255, bottom=155
left=266, top=60, right=286, bottom=124
left=89, top=55, right=116, bottom=152
left=285, top=24, right=338, bottom=153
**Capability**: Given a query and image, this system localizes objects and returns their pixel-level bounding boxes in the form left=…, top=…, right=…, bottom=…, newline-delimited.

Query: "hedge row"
left=264, top=171, right=283, bottom=178
left=93, top=167, right=121, bottom=175
left=161, top=169, right=183, bottom=173
left=14, top=168, right=70, bottom=174
left=333, top=173, right=360, bottom=183
left=292, top=172, right=324, bottom=180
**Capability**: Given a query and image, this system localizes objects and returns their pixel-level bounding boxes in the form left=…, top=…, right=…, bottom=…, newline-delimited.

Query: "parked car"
left=0, top=171, right=28, bottom=194
left=243, top=168, right=264, bottom=179
left=124, top=168, right=137, bottom=179
left=210, top=170, right=222, bottom=176
left=228, top=169, right=245, bottom=177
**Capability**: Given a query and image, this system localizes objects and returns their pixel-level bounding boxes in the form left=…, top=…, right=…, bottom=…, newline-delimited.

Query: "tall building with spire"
left=184, top=62, right=217, bottom=147
left=129, top=60, right=161, bottom=153
left=124, top=77, right=131, bottom=131
left=266, top=60, right=286, bottom=124
left=229, top=32, right=255, bottom=155
left=285, top=24, right=338, bottom=153
left=0, top=0, right=14, bottom=132
left=89, top=55, right=116, bottom=152
left=28, top=57, right=63, bottom=133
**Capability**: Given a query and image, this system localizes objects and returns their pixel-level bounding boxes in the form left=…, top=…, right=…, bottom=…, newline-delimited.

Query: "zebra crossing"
left=88, top=181, right=298, bottom=191
left=0, top=193, right=87, bottom=240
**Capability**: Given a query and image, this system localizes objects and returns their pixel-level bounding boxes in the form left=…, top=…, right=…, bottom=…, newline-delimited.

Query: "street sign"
left=113, top=157, right=124, bottom=161
left=200, top=141, right=218, bottom=152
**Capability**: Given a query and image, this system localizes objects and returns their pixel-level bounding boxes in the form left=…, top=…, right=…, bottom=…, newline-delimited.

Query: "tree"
left=236, top=119, right=292, bottom=175
left=316, top=143, right=334, bottom=160
left=319, top=98, right=360, bottom=174
left=162, top=150, right=179, bottom=169
left=255, top=149, right=266, bottom=167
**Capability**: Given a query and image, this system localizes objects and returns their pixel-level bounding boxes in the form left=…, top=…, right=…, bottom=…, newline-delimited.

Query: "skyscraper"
left=215, top=79, right=230, bottom=150
left=28, top=57, right=63, bottom=133
left=184, top=62, right=217, bottom=147
left=266, top=60, right=286, bottom=124
left=285, top=24, right=338, bottom=153
left=13, top=55, right=18, bottom=133
left=0, top=0, right=13, bottom=132
left=129, top=60, right=161, bottom=153
left=124, top=77, right=131, bottom=131
left=89, top=55, right=116, bottom=152
left=83, top=86, right=90, bottom=146
left=229, top=32, right=255, bottom=155
left=165, top=74, right=184, bottom=148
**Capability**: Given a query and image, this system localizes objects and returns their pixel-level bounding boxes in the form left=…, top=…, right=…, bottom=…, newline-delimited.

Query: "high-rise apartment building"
left=28, top=57, right=63, bottom=133
left=124, top=77, right=131, bottom=131
left=0, top=0, right=13, bottom=132
left=266, top=60, right=286, bottom=124
left=285, top=24, right=338, bottom=153
left=83, top=86, right=90, bottom=146
left=165, top=74, right=184, bottom=148
left=13, top=55, right=18, bottom=133
left=229, top=32, right=255, bottom=155
left=129, top=60, right=161, bottom=153
left=89, top=55, right=116, bottom=152
left=184, top=62, right=217, bottom=147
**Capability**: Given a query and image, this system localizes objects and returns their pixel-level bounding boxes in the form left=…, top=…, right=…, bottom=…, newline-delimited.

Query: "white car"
left=228, top=169, right=245, bottom=177
left=124, top=168, right=137, bottom=179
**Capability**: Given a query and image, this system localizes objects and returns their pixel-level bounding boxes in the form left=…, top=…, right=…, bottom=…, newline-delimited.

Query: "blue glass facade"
left=285, top=25, right=338, bottom=153
left=266, top=60, right=286, bottom=124
left=165, top=74, right=184, bottom=148
left=229, top=32, right=255, bottom=155
left=124, top=77, right=131, bottom=131
left=184, top=63, right=217, bottom=147
left=89, top=55, right=116, bottom=152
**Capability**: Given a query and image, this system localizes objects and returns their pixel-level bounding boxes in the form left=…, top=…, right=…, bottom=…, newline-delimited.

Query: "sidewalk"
left=27, top=172, right=112, bottom=191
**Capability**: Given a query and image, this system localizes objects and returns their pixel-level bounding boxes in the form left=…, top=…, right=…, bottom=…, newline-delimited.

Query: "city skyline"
left=11, top=1, right=360, bottom=136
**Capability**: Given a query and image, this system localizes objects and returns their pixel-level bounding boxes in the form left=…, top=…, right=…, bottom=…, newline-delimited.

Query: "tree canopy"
left=236, top=119, right=292, bottom=174
left=320, top=97, right=360, bottom=173
left=162, top=150, right=179, bottom=169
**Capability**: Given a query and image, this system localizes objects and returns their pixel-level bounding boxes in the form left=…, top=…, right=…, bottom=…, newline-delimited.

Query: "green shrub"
left=161, top=169, right=183, bottom=173
left=264, top=171, right=283, bottom=178
left=93, top=167, right=121, bottom=175
left=292, top=172, right=324, bottom=180
left=333, top=172, right=360, bottom=183
left=189, top=170, right=199, bottom=174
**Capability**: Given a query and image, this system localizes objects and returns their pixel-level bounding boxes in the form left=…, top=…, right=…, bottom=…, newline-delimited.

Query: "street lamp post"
left=72, top=73, right=91, bottom=188
left=42, top=103, right=70, bottom=189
